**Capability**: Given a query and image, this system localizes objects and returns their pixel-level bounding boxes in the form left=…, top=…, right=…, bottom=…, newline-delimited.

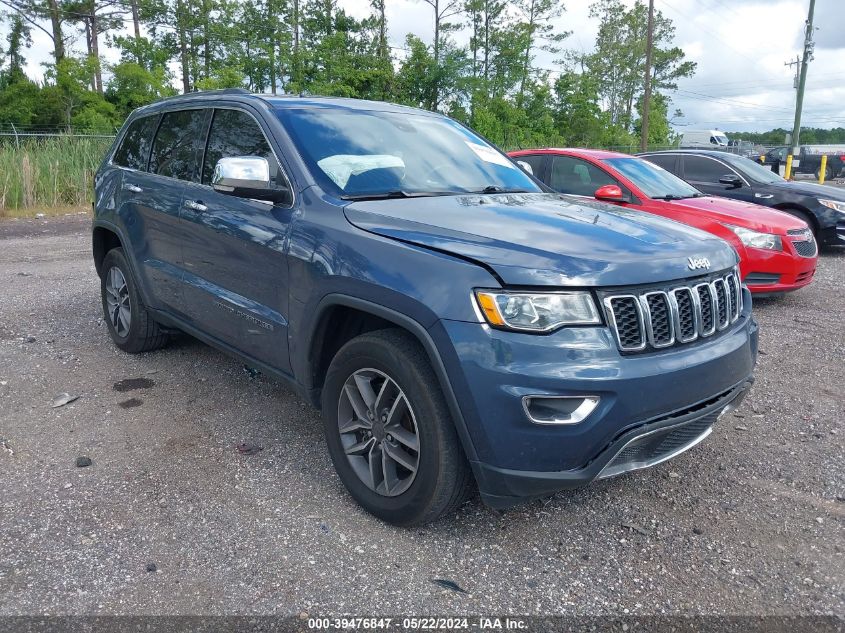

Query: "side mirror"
left=718, top=174, right=742, bottom=188
left=594, top=184, right=627, bottom=203
left=212, top=156, right=289, bottom=203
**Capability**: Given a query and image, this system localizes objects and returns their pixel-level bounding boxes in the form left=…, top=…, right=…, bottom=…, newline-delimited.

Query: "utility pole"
left=786, top=0, right=816, bottom=178
left=640, top=0, right=655, bottom=152
left=784, top=56, right=800, bottom=144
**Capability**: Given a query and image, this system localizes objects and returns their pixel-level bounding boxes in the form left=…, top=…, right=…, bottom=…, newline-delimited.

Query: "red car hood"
left=672, top=196, right=809, bottom=234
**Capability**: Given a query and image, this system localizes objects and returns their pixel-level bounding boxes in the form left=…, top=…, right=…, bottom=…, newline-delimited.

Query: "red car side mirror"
left=594, top=184, right=627, bottom=203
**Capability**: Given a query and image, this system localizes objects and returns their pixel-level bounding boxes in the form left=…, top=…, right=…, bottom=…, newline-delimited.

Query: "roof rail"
left=145, top=88, right=253, bottom=106
left=198, top=88, right=252, bottom=95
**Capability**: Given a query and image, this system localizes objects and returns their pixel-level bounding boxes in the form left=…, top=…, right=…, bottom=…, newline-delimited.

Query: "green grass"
left=0, top=136, right=113, bottom=216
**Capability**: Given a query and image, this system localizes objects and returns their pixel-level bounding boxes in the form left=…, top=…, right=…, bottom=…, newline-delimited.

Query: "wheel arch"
left=304, top=294, right=479, bottom=463
left=771, top=204, right=819, bottom=234
left=92, top=224, right=124, bottom=277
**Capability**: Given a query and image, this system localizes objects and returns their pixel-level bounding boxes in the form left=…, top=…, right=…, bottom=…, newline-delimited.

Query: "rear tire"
left=321, top=329, right=474, bottom=526
left=100, top=248, right=169, bottom=353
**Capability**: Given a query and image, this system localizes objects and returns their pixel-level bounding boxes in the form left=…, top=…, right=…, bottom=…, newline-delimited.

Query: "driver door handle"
left=183, top=200, right=207, bottom=212
left=122, top=184, right=143, bottom=193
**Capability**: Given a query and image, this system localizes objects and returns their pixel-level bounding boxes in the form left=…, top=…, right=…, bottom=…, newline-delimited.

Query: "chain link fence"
left=0, top=126, right=791, bottom=212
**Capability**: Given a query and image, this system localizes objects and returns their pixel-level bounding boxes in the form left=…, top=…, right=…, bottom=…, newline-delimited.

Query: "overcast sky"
left=10, top=0, right=845, bottom=133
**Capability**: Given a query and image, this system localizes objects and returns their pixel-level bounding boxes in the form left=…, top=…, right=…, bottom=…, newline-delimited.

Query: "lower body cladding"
left=432, top=290, right=758, bottom=509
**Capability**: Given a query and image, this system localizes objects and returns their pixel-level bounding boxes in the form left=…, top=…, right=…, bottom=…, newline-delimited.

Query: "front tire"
left=100, top=248, right=169, bottom=353
left=321, top=329, right=474, bottom=526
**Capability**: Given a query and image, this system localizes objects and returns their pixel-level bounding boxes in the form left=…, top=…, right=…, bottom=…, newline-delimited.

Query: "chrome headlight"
left=474, top=290, right=601, bottom=332
left=722, top=224, right=782, bottom=251
left=818, top=198, right=845, bottom=214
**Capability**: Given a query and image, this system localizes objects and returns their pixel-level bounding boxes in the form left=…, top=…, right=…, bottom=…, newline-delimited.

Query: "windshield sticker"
left=465, top=142, right=516, bottom=169
left=317, top=154, right=406, bottom=188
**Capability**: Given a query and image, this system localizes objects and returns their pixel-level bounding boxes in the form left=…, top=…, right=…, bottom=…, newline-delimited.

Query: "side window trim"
left=197, top=104, right=295, bottom=209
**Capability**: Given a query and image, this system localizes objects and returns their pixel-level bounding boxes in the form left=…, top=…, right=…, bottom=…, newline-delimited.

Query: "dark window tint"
left=113, top=115, right=158, bottom=170
left=202, top=109, right=279, bottom=185
left=149, top=109, right=207, bottom=181
left=683, top=156, right=735, bottom=184
left=641, top=154, right=678, bottom=174
left=549, top=155, right=616, bottom=196
left=513, top=154, right=544, bottom=177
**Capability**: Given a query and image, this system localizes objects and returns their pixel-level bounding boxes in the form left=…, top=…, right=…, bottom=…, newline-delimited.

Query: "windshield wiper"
left=472, top=185, right=532, bottom=194
left=340, top=190, right=453, bottom=201
left=654, top=194, right=699, bottom=201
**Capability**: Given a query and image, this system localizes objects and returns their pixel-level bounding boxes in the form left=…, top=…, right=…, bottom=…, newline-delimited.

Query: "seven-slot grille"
left=603, top=270, right=742, bottom=353
left=786, top=227, right=818, bottom=258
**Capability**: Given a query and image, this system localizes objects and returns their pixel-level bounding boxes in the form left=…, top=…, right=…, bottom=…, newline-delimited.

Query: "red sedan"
left=509, top=148, right=817, bottom=294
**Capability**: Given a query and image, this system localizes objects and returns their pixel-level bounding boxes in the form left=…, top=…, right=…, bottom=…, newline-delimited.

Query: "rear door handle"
left=122, top=184, right=143, bottom=193
left=183, top=200, right=207, bottom=212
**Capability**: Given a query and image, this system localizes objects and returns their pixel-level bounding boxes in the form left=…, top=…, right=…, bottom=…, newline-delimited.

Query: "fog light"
left=522, top=395, right=600, bottom=425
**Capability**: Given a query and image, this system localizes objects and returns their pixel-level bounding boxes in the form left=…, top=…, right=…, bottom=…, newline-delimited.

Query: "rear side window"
left=683, top=156, right=734, bottom=184
left=642, top=154, right=678, bottom=174
left=549, top=155, right=616, bottom=196
left=201, top=109, right=280, bottom=186
left=112, top=115, right=158, bottom=170
left=149, top=109, right=207, bottom=181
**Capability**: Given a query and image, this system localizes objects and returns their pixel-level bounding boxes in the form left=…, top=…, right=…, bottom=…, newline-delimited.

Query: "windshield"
left=714, top=134, right=729, bottom=146
left=603, top=157, right=702, bottom=199
left=724, top=154, right=783, bottom=184
left=275, top=108, right=541, bottom=198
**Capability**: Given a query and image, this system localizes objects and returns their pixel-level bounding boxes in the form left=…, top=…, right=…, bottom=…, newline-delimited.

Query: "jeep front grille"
left=603, top=269, right=742, bottom=353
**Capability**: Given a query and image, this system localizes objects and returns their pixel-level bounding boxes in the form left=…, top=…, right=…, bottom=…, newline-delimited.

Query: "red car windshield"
left=603, top=157, right=702, bottom=200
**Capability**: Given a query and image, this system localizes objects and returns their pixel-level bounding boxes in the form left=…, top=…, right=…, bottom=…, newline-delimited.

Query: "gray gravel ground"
left=0, top=214, right=842, bottom=617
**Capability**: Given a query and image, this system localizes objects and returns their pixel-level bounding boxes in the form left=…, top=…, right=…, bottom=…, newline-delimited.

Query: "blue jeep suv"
left=93, top=89, right=757, bottom=525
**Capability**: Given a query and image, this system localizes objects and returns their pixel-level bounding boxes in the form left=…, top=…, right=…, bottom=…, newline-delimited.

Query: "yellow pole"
left=785, top=154, right=794, bottom=180
left=760, top=154, right=765, bottom=163
left=819, top=155, right=828, bottom=184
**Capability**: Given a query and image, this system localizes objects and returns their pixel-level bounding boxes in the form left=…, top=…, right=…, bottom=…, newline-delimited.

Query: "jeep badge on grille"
left=687, top=256, right=711, bottom=271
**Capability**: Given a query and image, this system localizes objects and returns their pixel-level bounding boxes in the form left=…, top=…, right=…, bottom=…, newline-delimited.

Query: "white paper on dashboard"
left=465, top=142, right=515, bottom=169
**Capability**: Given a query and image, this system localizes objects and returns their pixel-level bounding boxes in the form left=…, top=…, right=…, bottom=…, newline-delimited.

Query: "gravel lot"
left=0, top=214, right=842, bottom=618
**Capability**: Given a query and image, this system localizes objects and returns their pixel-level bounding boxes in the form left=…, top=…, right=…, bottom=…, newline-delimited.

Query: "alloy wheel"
left=105, top=266, right=131, bottom=337
left=337, top=368, right=421, bottom=497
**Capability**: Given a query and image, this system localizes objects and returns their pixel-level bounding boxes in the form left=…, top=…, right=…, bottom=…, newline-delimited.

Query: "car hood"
left=343, top=193, right=737, bottom=287
left=764, top=179, right=845, bottom=200
left=670, top=196, right=810, bottom=234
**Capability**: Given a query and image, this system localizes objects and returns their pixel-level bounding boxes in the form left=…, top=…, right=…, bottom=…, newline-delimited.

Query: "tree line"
left=2, top=0, right=704, bottom=149
left=732, top=127, right=845, bottom=146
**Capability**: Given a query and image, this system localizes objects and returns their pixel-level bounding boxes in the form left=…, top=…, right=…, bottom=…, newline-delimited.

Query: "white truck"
left=679, top=129, right=730, bottom=149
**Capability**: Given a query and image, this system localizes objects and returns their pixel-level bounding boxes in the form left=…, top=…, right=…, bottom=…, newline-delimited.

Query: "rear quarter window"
left=112, top=115, right=158, bottom=170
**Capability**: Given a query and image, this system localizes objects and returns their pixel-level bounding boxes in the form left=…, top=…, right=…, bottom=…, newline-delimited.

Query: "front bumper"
left=475, top=380, right=751, bottom=507
left=740, top=241, right=817, bottom=294
left=819, top=222, right=845, bottom=246
left=430, top=289, right=758, bottom=507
